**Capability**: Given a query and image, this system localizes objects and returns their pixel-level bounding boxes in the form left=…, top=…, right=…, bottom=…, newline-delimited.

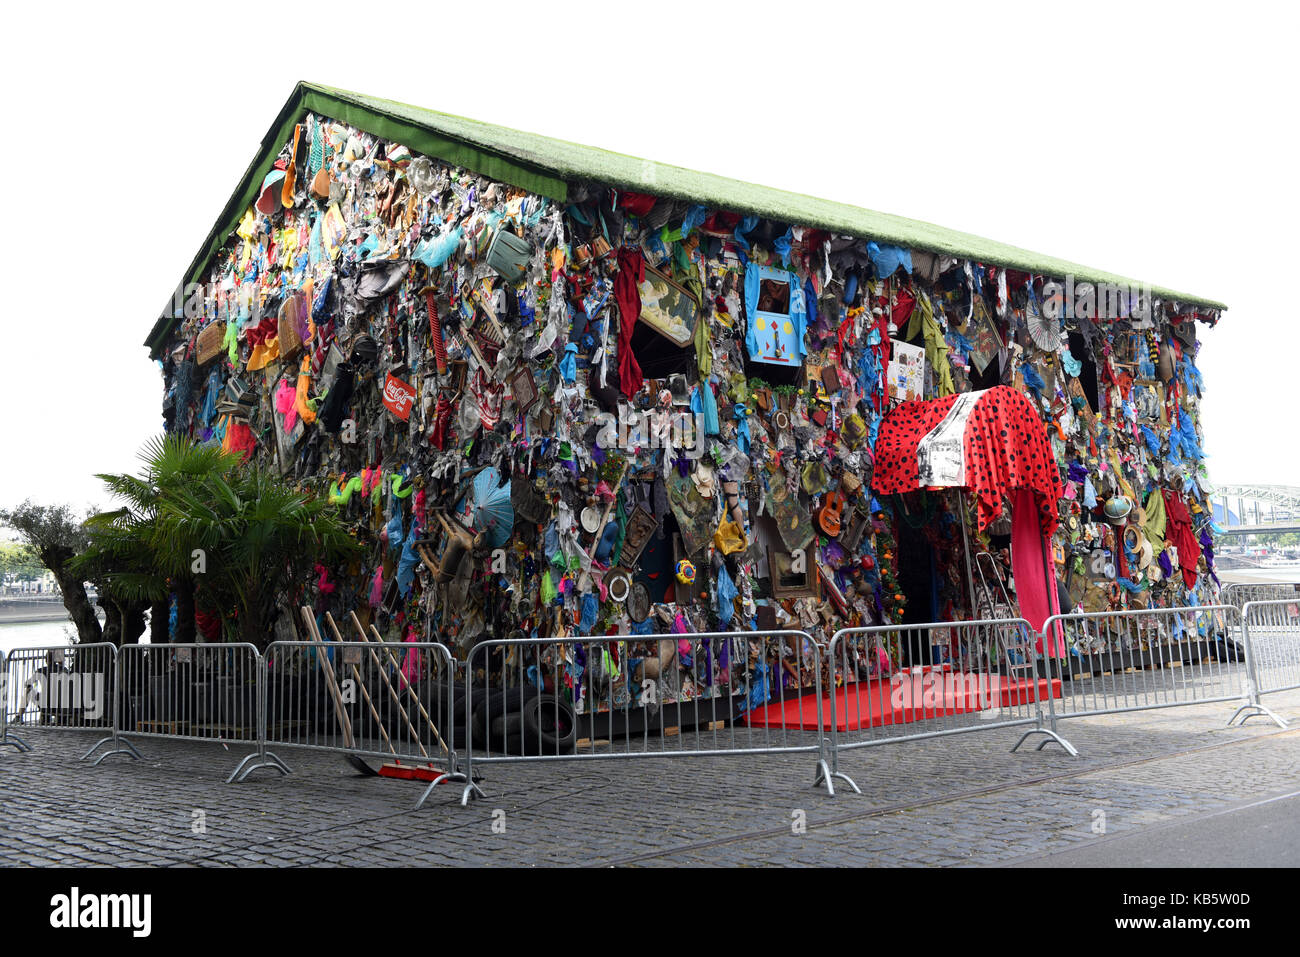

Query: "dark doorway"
left=895, top=510, right=939, bottom=665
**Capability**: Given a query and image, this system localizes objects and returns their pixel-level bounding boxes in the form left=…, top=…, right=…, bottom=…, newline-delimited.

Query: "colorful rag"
left=613, top=246, right=645, bottom=397
left=872, top=386, right=1062, bottom=536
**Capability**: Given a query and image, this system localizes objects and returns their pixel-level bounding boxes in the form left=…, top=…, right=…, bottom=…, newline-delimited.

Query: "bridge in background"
left=1214, top=484, right=1300, bottom=537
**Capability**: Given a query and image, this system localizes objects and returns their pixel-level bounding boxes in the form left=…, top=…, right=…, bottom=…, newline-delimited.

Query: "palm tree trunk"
left=121, top=601, right=148, bottom=645
left=149, top=597, right=169, bottom=644
left=100, top=599, right=123, bottom=646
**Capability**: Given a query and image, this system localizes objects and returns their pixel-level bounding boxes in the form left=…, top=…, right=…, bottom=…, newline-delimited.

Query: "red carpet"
left=742, top=669, right=1061, bottom=731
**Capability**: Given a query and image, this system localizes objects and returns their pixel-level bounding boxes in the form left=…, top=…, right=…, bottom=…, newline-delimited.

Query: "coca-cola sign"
left=382, top=373, right=416, bottom=421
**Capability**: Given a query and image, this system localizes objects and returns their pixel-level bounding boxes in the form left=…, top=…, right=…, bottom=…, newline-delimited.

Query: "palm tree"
left=154, top=464, right=360, bottom=648
left=76, top=435, right=240, bottom=644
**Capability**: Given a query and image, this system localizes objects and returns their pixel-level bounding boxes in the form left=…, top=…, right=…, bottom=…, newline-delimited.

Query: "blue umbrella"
left=468, top=467, right=514, bottom=548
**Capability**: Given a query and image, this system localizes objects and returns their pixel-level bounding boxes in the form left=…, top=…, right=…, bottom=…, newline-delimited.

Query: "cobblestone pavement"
left=1, top=688, right=1297, bottom=867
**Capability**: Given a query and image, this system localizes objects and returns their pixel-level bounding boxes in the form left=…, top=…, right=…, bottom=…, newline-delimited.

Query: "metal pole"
left=959, top=491, right=980, bottom=620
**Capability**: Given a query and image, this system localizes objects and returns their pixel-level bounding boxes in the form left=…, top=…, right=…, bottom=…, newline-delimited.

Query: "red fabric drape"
left=1162, top=489, right=1201, bottom=588
left=872, top=386, right=1061, bottom=536
left=613, top=246, right=645, bottom=398
left=1012, top=487, right=1064, bottom=651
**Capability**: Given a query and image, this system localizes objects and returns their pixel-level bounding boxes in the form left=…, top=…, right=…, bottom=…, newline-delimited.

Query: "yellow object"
left=295, top=355, right=317, bottom=426
left=713, top=518, right=748, bottom=556
left=904, top=293, right=955, bottom=397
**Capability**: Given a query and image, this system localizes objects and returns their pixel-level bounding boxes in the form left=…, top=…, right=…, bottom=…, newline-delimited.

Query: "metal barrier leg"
left=84, top=649, right=140, bottom=764
left=1226, top=609, right=1289, bottom=729
left=83, top=736, right=141, bottom=764
left=813, top=735, right=860, bottom=796
left=1, top=730, right=31, bottom=753
left=1011, top=725, right=1079, bottom=756
left=226, top=748, right=292, bottom=784
left=1010, top=655, right=1078, bottom=756
left=1227, top=702, right=1287, bottom=728
left=413, top=769, right=482, bottom=810
left=227, top=656, right=291, bottom=782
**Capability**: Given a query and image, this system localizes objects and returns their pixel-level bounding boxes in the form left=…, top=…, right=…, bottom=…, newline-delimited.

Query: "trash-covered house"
left=148, top=81, right=1227, bottom=675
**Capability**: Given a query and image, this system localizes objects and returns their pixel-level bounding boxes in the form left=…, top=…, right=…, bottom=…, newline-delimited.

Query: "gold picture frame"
left=637, top=264, right=699, bottom=347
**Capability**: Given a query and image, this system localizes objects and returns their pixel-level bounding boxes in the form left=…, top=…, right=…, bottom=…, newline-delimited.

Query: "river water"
left=0, top=618, right=81, bottom=658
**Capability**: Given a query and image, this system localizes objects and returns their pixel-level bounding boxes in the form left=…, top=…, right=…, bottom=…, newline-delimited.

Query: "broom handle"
left=300, top=606, right=355, bottom=748
left=347, top=611, right=431, bottom=760
left=367, top=621, right=450, bottom=758
left=325, top=612, right=395, bottom=755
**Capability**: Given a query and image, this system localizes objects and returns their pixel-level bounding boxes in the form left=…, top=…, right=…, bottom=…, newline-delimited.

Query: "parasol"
left=467, top=466, right=514, bottom=547
left=1025, top=289, right=1061, bottom=351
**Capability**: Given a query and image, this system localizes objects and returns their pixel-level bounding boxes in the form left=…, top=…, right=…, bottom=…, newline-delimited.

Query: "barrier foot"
left=1, top=733, right=31, bottom=753
left=1228, top=703, right=1288, bottom=730
left=412, top=770, right=478, bottom=809
left=814, top=758, right=860, bottom=797
left=1012, top=727, right=1079, bottom=757
left=226, top=749, right=292, bottom=784
left=86, top=738, right=142, bottom=766
left=458, top=777, right=488, bottom=807
left=81, top=736, right=140, bottom=762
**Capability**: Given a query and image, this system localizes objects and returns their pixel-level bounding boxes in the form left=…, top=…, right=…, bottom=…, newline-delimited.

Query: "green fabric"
left=146, top=80, right=1227, bottom=357
left=1143, top=487, right=1167, bottom=552
left=904, top=293, right=955, bottom=398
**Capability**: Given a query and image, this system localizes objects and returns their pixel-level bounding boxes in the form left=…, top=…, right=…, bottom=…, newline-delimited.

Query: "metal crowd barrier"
left=822, top=619, right=1076, bottom=793
left=1220, top=581, right=1300, bottom=609
left=5, top=602, right=1290, bottom=804
left=264, top=608, right=469, bottom=801
left=1041, top=605, right=1245, bottom=738
left=440, top=629, right=838, bottom=807
left=1229, top=598, right=1300, bottom=728
left=111, top=641, right=287, bottom=782
left=0, top=643, right=137, bottom=762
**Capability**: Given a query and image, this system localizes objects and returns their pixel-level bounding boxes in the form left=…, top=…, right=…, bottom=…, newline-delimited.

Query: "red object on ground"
left=377, top=762, right=450, bottom=782
left=742, top=670, right=1061, bottom=731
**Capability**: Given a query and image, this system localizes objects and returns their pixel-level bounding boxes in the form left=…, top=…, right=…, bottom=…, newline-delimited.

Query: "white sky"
left=0, top=1, right=1295, bottom=515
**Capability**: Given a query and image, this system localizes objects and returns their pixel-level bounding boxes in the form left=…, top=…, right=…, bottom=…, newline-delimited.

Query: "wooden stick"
left=347, top=611, right=431, bottom=760
left=300, top=606, right=355, bottom=747
left=366, top=621, right=451, bottom=759
left=325, top=612, right=394, bottom=756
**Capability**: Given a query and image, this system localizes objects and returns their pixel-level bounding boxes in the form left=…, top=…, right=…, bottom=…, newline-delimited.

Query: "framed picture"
left=665, top=469, right=713, bottom=557
left=621, top=504, right=659, bottom=566
left=887, top=339, right=927, bottom=403
left=748, top=264, right=802, bottom=366
left=762, top=463, right=814, bottom=553
left=967, top=297, right=1003, bottom=375
left=638, top=264, right=699, bottom=347
left=769, top=547, right=818, bottom=599
left=510, top=366, right=539, bottom=413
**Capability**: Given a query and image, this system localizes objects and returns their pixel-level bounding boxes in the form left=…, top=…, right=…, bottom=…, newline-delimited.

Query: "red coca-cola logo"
left=383, top=373, right=415, bottom=421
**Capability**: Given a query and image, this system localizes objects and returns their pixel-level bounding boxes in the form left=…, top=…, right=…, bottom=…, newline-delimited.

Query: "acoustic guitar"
left=815, top=488, right=846, bottom=537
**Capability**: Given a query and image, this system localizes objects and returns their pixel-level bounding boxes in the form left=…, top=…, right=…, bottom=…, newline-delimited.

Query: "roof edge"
left=146, top=82, right=1227, bottom=356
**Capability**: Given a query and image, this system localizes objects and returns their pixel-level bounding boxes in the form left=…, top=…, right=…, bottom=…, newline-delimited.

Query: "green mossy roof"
left=146, top=81, right=1226, bottom=355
